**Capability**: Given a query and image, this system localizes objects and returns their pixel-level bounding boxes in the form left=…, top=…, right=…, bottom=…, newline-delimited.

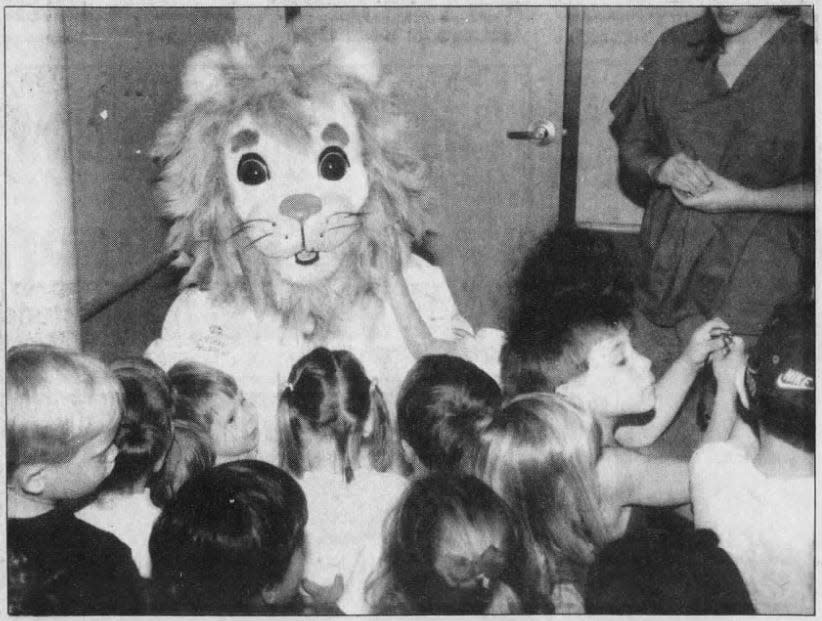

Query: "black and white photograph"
left=5, top=4, right=815, bottom=615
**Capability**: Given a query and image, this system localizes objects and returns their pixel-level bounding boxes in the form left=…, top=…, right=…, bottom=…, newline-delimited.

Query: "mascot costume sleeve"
left=145, top=28, right=504, bottom=463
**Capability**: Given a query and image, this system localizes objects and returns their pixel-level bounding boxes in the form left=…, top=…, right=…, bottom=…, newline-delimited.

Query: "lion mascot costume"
left=145, top=27, right=502, bottom=463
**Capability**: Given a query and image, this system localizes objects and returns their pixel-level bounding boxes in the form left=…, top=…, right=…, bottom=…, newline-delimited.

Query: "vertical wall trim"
left=557, top=6, right=584, bottom=230
left=7, top=8, right=80, bottom=347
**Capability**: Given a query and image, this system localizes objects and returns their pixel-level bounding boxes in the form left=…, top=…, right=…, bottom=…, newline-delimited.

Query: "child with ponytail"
left=366, top=473, right=549, bottom=613
left=278, top=347, right=407, bottom=613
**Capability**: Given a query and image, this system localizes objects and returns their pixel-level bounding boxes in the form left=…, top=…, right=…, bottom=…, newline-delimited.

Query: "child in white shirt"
left=278, top=347, right=408, bottom=613
left=692, top=294, right=814, bottom=614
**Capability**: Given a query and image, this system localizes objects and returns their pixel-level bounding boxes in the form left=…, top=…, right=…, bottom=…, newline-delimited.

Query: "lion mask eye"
left=318, top=146, right=350, bottom=181
left=237, top=153, right=270, bottom=185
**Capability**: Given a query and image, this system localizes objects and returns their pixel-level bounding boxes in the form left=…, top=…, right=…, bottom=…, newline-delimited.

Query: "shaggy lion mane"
left=152, top=25, right=429, bottom=334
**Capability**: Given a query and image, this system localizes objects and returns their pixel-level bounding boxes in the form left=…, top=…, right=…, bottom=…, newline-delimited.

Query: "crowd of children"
left=7, top=228, right=815, bottom=615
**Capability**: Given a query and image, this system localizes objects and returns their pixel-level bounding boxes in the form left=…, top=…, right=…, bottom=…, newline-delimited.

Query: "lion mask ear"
left=182, top=42, right=251, bottom=105
left=330, top=34, right=380, bottom=87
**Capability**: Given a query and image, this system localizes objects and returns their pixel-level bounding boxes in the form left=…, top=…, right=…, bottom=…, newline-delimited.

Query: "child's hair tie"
left=436, top=545, right=505, bottom=590
left=284, top=382, right=294, bottom=393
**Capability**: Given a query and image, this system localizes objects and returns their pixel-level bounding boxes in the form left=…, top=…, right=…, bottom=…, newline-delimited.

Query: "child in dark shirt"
left=6, top=343, right=145, bottom=614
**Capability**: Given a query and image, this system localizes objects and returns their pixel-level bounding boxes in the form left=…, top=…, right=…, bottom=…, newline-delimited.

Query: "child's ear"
left=16, top=464, right=48, bottom=496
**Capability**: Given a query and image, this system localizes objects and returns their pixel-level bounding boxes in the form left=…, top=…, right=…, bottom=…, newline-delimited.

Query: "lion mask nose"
left=279, top=193, right=322, bottom=223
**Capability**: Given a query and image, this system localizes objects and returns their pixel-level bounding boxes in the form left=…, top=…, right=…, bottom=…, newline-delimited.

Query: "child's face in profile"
left=43, top=423, right=119, bottom=500
left=209, top=392, right=259, bottom=458
left=560, top=326, right=655, bottom=418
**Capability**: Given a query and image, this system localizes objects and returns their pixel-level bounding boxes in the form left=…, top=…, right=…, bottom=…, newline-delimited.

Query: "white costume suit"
left=146, top=254, right=503, bottom=464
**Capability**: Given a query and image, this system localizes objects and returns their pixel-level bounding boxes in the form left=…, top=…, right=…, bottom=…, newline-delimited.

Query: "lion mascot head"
left=152, top=27, right=428, bottom=336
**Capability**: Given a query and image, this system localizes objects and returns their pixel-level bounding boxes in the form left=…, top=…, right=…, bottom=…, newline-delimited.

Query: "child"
left=366, top=473, right=549, bottom=614
left=586, top=527, right=754, bottom=614
left=503, top=259, right=730, bottom=447
left=7, top=343, right=144, bottom=614
left=474, top=392, right=695, bottom=613
left=149, top=459, right=338, bottom=614
left=278, top=346, right=407, bottom=613
left=150, top=418, right=216, bottom=507
left=75, top=357, right=174, bottom=577
left=691, top=295, right=814, bottom=614
left=503, top=226, right=732, bottom=447
left=396, top=354, right=501, bottom=475
left=168, top=360, right=259, bottom=463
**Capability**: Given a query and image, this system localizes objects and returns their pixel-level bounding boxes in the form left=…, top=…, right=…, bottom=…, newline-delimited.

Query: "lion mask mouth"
left=295, top=249, right=320, bottom=265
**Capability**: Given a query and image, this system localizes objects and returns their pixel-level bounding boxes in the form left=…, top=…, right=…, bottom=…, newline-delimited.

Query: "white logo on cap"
left=775, top=368, right=814, bottom=391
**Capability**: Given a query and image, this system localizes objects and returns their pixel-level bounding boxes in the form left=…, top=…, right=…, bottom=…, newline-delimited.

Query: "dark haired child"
left=503, top=227, right=732, bottom=448
left=691, top=294, right=814, bottom=613
left=396, top=354, right=501, bottom=475
left=586, top=527, right=754, bottom=614
left=367, top=473, right=548, bottom=614
left=278, top=346, right=407, bottom=613
left=76, top=357, right=174, bottom=577
left=150, top=418, right=216, bottom=507
left=7, top=344, right=144, bottom=614
left=168, top=360, right=259, bottom=463
left=149, top=459, right=336, bottom=614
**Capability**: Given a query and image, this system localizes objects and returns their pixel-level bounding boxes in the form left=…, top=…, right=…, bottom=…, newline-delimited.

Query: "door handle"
left=507, top=120, right=564, bottom=146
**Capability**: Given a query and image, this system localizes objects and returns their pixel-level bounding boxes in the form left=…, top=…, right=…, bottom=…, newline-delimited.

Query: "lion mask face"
left=153, top=32, right=428, bottom=333
left=226, top=95, right=370, bottom=283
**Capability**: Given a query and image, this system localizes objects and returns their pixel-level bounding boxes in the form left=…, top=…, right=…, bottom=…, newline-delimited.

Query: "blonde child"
left=475, top=392, right=694, bottom=612
left=168, top=360, right=259, bottom=464
left=76, top=357, right=174, bottom=578
left=278, top=346, right=407, bottom=613
left=7, top=344, right=144, bottom=613
left=367, top=473, right=549, bottom=613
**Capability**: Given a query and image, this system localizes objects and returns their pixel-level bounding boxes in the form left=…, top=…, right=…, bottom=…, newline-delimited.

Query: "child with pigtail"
left=277, top=346, right=407, bottom=614
left=366, top=473, right=551, bottom=613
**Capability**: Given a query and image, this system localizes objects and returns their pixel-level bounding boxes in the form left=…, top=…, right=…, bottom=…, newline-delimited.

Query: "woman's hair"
left=149, top=459, right=307, bottom=614
left=695, top=7, right=801, bottom=61
left=474, top=393, right=607, bottom=591
left=367, top=473, right=546, bottom=614
left=97, top=358, right=174, bottom=494
left=397, top=354, right=501, bottom=473
left=167, top=360, right=239, bottom=431
left=278, top=347, right=392, bottom=482
left=150, top=418, right=216, bottom=507
left=502, top=228, right=633, bottom=397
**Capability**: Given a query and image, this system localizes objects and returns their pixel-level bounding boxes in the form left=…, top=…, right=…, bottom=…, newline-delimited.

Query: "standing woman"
left=611, top=7, right=812, bottom=361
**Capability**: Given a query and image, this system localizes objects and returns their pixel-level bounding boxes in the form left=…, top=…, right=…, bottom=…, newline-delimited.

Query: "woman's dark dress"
left=611, top=15, right=813, bottom=336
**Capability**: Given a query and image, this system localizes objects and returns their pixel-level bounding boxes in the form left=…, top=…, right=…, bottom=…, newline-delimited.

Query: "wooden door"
left=302, top=7, right=567, bottom=330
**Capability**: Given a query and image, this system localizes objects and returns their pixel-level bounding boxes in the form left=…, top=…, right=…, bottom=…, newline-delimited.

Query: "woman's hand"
left=656, top=153, right=713, bottom=196
left=673, top=168, right=751, bottom=212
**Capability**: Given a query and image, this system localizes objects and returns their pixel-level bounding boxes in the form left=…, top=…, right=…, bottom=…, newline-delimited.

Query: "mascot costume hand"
left=145, top=27, right=503, bottom=463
